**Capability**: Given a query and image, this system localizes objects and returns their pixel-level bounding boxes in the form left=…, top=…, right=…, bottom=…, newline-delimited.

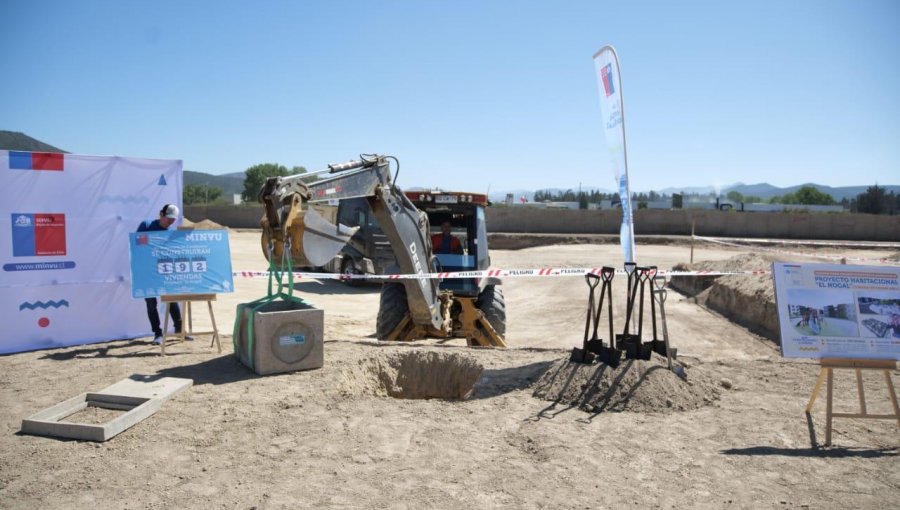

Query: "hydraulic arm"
left=258, top=155, right=446, bottom=333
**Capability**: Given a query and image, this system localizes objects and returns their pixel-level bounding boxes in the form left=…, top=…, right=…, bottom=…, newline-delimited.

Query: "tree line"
left=186, top=168, right=898, bottom=216
left=529, top=185, right=897, bottom=214
left=183, top=163, right=310, bottom=205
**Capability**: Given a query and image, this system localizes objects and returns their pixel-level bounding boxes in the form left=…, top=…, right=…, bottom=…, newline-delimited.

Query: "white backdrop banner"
left=593, top=45, right=635, bottom=264
left=0, top=151, right=182, bottom=354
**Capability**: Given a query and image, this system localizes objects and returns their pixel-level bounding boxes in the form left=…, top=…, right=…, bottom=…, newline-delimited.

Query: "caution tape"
left=231, top=267, right=771, bottom=281
left=694, top=235, right=900, bottom=265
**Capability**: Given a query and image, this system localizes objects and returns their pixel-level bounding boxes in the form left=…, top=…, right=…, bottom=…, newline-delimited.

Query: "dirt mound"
left=340, top=351, right=483, bottom=400
left=670, top=253, right=781, bottom=340
left=180, top=218, right=227, bottom=230
left=532, top=355, right=719, bottom=413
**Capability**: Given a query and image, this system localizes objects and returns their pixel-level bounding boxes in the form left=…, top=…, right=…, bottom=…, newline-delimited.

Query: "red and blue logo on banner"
left=9, top=151, right=65, bottom=171
left=601, top=63, right=615, bottom=97
left=11, top=213, right=67, bottom=256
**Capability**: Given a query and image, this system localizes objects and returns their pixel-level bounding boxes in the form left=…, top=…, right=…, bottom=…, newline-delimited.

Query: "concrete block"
left=234, top=300, right=324, bottom=375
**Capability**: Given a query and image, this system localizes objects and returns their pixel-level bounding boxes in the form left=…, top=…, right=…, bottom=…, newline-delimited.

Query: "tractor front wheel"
left=376, top=283, right=409, bottom=340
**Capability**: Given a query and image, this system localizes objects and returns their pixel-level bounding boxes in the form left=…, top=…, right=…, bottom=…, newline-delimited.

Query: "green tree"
left=726, top=190, right=744, bottom=203
left=184, top=184, right=223, bottom=205
left=856, top=184, right=888, bottom=214
left=241, top=163, right=308, bottom=203
left=794, top=185, right=836, bottom=205
left=578, top=193, right=589, bottom=209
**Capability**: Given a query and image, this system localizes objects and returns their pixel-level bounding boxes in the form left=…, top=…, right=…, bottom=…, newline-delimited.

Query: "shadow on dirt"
left=470, top=361, right=555, bottom=400
left=291, top=280, right=380, bottom=296
left=153, top=354, right=260, bottom=385
left=721, top=446, right=898, bottom=458
left=37, top=339, right=189, bottom=360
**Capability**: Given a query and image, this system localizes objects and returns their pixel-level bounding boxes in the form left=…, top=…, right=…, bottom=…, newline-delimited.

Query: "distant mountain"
left=184, top=170, right=245, bottom=197
left=0, top=130, right=66, bottom=153
left=656, top=182, right=899, bottom=202
left=723, top=183, right=900, bottom=201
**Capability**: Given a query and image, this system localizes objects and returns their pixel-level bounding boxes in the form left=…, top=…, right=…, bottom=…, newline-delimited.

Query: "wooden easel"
left=805, top=357, right=900, bottom=446
left=160, top=294, right=221, bottom=355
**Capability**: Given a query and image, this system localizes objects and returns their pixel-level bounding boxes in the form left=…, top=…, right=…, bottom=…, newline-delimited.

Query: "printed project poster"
left=773, top=262, right=900, bottom=360
left=129, top=229, right=234, bottom=297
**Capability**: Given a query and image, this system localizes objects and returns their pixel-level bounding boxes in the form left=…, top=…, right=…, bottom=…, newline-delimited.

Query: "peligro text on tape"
left=694, top=235, right=900, bottom=265
left=232, top=267, right=771, bottom=281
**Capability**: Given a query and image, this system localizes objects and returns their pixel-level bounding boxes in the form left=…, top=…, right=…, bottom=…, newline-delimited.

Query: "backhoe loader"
left=257, top=154, right=506, bottom=347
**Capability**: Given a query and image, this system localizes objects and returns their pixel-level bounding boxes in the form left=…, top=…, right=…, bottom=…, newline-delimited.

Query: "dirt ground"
left=1, top=231, right=898, bottom=509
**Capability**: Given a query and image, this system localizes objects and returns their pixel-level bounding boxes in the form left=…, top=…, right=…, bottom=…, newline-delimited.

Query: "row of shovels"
left=571, top=263, right=677, bottom=371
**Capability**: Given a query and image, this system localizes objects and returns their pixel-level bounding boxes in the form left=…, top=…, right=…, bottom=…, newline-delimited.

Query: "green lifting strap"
left=233, top=240, right=307, bottom=370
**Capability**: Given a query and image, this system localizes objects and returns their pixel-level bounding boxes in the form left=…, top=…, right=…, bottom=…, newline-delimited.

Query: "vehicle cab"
left=405, top=190, right=491, bottom=298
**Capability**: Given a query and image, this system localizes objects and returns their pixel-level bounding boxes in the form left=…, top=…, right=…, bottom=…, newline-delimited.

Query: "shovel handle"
left=653, top=275, right=666, bottom=292
left=600, top=266, right=615, bottom=283
left=656, top=288, right=667, bottom=305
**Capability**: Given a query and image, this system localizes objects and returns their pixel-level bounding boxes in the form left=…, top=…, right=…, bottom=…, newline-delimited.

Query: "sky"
left=2, top=0, right=898, bottom=194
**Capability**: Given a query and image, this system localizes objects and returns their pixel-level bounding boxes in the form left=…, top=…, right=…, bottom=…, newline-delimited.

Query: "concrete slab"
left=96, top=375, right=193, bottom=402
left=20, top=375, right=192, bottom=442
left=21, top=393, right=160, bottom=442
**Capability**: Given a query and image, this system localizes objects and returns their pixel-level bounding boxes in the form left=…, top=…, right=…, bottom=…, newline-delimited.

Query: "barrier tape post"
left=690, top=217, right=696, bottom=264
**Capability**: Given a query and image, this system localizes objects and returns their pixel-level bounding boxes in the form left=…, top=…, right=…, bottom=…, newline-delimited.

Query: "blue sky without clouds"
left=2, top=0, right=898, bottom=193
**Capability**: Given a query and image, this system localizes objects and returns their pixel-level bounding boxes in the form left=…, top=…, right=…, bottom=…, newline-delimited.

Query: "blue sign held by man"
left=129, top=228, right=234, bottom=298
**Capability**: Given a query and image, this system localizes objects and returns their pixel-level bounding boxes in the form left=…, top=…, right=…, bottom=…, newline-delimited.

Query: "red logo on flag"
left=601, top=63, right=615, bottom=97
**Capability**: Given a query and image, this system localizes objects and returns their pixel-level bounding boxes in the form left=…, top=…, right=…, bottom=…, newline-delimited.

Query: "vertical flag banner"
left=0, top=151, right=182, bottom=354
left=593, top=45, right=635, bottom=263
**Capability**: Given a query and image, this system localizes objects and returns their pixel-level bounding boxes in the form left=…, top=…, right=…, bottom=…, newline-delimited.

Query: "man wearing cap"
left=137, top=204, right=192, bottom=345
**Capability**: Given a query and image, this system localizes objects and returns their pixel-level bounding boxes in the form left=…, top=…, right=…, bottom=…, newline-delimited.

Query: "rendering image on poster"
left=857, top=292, right=900, bottom=339
left=786, top=289, right=858, bottom=337
left=773, top=262, right=900, bottom=360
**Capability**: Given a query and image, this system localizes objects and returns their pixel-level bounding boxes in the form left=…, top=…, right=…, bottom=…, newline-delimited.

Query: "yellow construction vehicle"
left=258, top=154, right=506, bottom=347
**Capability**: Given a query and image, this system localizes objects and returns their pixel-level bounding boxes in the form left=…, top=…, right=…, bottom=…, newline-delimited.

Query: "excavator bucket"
left=260, top=200, right=357, bottom=269
left=300, top=207, right=358, bottom=267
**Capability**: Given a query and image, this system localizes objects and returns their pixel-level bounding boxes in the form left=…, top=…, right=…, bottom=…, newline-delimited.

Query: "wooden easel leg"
left=161, top=305, right=168, bottom=356
left=187, top=301, right=193, bottom=336
left=855, top=368, right=867, bottom=415
left=805, top=367, right=826, bottom=413
left=825, top=367, right=834, bottom=446
left=208, top=300, right=221, bottom=354
left=883, top=369, right=900, bottom=428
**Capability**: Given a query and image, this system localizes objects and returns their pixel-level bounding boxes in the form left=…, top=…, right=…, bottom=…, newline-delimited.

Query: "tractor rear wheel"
left=376, top=283, right=409, bottom=340
left=475, top=285, right=506, bottom=337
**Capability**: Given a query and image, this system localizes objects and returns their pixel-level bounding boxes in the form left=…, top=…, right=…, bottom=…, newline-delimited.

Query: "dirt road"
left=1, top=232, right=897, bottom=509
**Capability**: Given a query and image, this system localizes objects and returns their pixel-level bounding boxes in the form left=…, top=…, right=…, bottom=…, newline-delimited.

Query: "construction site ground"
left=1, top=231, right=898, bottom=509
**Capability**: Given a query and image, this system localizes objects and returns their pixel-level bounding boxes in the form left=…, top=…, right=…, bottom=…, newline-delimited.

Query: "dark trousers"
left=145, top=298, right=182, bottom=336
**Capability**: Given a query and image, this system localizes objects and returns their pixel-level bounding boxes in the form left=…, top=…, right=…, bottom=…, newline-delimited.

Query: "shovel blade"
left=650, top=341, right=677, bottom=359
left=596, top=347, right=623, bottom=368
left=570, top=347, right=595, bottom=364
left=585, top=339, right=607, bottom=355
left=620, top=340, right=652, bottom=360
